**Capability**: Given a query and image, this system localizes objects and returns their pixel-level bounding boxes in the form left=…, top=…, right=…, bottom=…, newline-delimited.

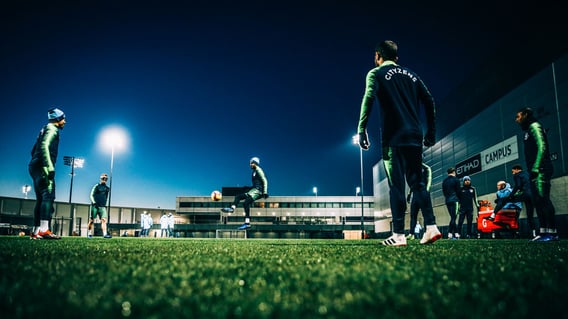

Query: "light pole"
left=64, top=156, right=84, bottom=235
left=22, top=185, right=31, bottom=199
left=313, top=186, right=318, bottom=197
left=100, top=126, right=128, bottom=223
left=64, top=156, right=84, bottom=203
left=352, top=134, right=365, bottom=239
left=108, top=145, right=115, bottom=215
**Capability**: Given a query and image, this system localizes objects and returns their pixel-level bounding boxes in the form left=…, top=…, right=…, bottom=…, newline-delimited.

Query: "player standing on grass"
left=28, top=108, right=66, bottom=240
left=160, top=212, right=169, bottom=237
left=356, top=40, right=441, bottom=246
left=87, top=173, right=111, bottom=238
left=442, top=167, right=461, bottom=239
left=515, top=107, right=558, bottom=242
left=456, top=176, right=479, bottom=239
left=167, top=212, right=175, bottom=237
left=509, top=164, right=536, bottom=237
left=221, top=157, right=268, bottom=230
left=141, top=212, right=153, bottom=237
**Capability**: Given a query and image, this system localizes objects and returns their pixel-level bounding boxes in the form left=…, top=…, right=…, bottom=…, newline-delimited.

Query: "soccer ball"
left=211, top=190, right=222, bottom=201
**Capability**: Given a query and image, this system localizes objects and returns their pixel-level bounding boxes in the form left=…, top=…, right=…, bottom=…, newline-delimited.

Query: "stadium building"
left=176, top=188, right=375, bottom=239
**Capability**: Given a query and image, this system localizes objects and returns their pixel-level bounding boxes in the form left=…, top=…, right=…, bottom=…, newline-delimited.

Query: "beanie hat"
left=250, top=157, right=260, bottom=165
left=463, top=176, right=471, bottom=181
left=48, top=108, right=65, bottom=122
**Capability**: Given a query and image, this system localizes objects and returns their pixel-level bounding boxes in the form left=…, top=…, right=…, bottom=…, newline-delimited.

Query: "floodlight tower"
left=352, top=134, right=365, bottom=239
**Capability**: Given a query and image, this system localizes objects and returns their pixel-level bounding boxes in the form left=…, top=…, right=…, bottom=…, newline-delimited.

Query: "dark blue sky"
left=0, top=1, right=559, bottom=209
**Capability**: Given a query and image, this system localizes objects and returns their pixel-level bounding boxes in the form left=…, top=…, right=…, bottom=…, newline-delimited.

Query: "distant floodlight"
left=22, top=184, right=31, bottom=199
left=99, top=125, right=129, bottom=153
left=73, top=158, right=85, bottom=168
left=352, top=134, right=359, bottom=145
left=353, top=133, right=365, bottom=239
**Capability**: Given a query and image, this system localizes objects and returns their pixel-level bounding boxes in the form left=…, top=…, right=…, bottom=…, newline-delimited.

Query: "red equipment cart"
left=476, top=200, right=520, bottom=239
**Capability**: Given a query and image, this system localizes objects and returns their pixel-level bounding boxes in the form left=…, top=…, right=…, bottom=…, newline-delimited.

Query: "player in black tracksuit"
left=509, top=164, right=536, bottom=236
left=515, top=107, right=557, bottom=241
left=442, top=167, right=461, bottom=239
left=357, top=40, right=441, bottom=246
left=457, top=176, right=479, bottom=239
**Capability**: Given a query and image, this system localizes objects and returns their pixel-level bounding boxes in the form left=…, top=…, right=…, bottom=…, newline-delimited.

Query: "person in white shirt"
left=160, top=213, right=169, bottom=238
left=167, top=212, right=175, bottom=238
left=140, top=212, right=153, bottom=237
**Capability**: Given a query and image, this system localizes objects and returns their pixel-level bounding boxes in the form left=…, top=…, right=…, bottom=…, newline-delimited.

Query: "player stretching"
left=221, top=157, right=268, bottom=230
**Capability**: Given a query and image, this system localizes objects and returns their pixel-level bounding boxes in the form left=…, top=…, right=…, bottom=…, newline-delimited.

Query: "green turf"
left=1, top=237, right=566, bottom=318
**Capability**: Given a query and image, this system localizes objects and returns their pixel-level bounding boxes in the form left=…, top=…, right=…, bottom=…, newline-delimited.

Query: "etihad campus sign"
left=455, top=136, right=519, bottom=178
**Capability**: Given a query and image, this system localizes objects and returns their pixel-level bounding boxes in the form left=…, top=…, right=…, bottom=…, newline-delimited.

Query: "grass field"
left=1, top=236, right=566, bottom=318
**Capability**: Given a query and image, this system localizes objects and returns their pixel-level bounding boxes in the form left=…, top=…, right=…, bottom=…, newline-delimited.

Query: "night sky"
left=0, top=0, right=563, bottom=209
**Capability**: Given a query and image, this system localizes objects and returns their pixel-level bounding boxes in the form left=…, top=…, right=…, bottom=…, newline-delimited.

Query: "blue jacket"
left=496, top=183, right=522, bottom=209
